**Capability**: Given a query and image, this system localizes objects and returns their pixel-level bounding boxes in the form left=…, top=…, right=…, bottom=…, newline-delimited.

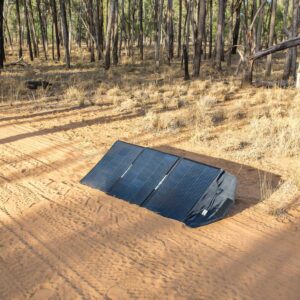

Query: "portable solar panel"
left=143, top=159, right=222, bottom=221
left=80, top=140, right=237, bottom=227
left=80, top=141, right=143, bottom=192
left=108, top=148, right=179, bottom=205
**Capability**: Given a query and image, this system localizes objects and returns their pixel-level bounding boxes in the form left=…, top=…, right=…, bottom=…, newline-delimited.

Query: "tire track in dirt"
left=0, top=123, right=300, bottom=299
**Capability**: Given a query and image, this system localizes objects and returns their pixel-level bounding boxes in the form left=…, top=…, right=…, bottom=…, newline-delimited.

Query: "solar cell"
left=80, top=141, right=143, bottom=191
left=143, top=159, right=222, bottom=221
left=108, top=149, right=179, bottom=205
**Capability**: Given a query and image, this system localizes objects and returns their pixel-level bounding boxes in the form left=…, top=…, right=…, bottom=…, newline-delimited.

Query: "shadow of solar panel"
left=80, top=141, right=143, bottom=192
left=108, top=149, right=179, bottom=205
left=143, top=159, right=222, bottom=221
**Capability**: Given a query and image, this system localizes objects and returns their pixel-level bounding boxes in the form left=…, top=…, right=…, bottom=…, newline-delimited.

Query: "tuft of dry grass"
left=64, top=86, right=85, bottom=106
left=249, top=115, right=300, bottom=157
left=259, top=172, right=276, bottom=201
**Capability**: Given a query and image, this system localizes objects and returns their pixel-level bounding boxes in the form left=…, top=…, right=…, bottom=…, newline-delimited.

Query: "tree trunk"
left=51, top=0, right=60, bottom=60
left=282, top=0, right=292, bottom=81
left=59, top=0, right=70, bottom=68
left=290, top=0, right=299, bottom=79
left=154, top=0, right=160, bottom=66
left=215, top=0, right=226, bottom=70
left=112, top=0, right=119, bottom=65
left=296, top=63, right=300, bottom=88
left=184, top=0, right=191, bottom=78
left=119, top=0, right=125, bottom=58
left=265, top=0, right=277, bottom=77
left=0, top=0, right=4, bottom=69
left=166, top=0, right=174, bottom=64
left=28, top=0, right=39, bottom=58
left=95, top=0, right=103, bottom=60
left=104, top=0, right=116, bottom=69
left=177, top=0, right=182, bottom=58
left=208, top=0, right=213, bottom=58
left=183, top=44, right=189, bottom=80
left=226, top=0, right=234, bottom=66
left=231, top=0, right=241, bottom=55
left=87, top=0, right=95, bottom=62
left=37, top=0, right=48, bottom=60
left=193, top=0, right=206, bottom=76
left=24, top=0, right=34, bottom=61
left=131, top=0, right=136, bottom=60
left=138, top=0, right=143, bottom=60
left=67, top=0, right=72, bottom=55
left=16, top=0, right=23, bottom=59
left=256, top=0, right=265, bottom=52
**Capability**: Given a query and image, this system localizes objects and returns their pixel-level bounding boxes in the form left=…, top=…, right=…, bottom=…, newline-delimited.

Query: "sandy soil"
left=0, top=98, right=299, bottom=300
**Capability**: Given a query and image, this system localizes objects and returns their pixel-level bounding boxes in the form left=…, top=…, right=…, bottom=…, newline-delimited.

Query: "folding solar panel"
left=80, top=140, right=237, bottom=227
left=80, top=141, right=143, bottom=192
left=108, top=148, right=179, bottom=205
left=143, top=159, right=221, bottom=221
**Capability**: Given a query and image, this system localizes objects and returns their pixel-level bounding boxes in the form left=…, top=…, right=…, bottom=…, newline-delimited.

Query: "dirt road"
left=0, top=122, right=299, bottom=299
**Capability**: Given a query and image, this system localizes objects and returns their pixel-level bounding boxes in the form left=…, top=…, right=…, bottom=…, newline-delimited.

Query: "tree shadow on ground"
left=154, top=145, right=282, bottom=217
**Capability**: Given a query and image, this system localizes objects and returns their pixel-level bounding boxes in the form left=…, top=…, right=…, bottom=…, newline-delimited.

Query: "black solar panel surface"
left=80, top=141, right=143, bottom=192
left=108, top=149, right=179, bottom=205
left=144, top=159, right=221, bottom=221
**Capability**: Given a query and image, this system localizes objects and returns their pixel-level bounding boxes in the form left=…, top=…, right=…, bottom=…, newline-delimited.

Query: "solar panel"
left=108, top=149, right=179, bottom=205
left=80, top=140, right=237, bottom=227
left=80, top=141, right=143, bottom=192
left=143, top=159, right=222, bottom=221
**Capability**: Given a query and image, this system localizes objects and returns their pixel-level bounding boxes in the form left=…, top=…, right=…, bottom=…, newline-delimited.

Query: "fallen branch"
left=252, top=37, right=300, bottom=61
left=5, top=57, right=30, bottom=67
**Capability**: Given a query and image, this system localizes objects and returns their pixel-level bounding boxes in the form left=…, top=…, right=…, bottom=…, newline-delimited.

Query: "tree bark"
left=226, top=0, right=234, bottom=66
left=37, top=0, right=48, bottom=60
left=95, top=0, right=103, bottom=60
left=119, top=0, right=125, bottom=58
left=231, top=0, right=241, bottom=55
left=193, top=0, right=206, bottom=76
left=184, top=0, right=191, bottom=78
left=154, top=0, right=160, bottom=66
left=253, top=37, right=300, bottom=61
left=183, top=44, right=190, bottom=80
left=87, top=0, right=95, bottom=62
left=112, top=0, right=119, bottom=65
left=0, top=0, right=4, bottom=69
left=24, top=0, right=34, bottom=61
left=51, top=0, right=60, bottom=60
left=138, top=0, right=143, bottom=59
left=177, top=0, right=182, bottom=58
left=166, top=0, right=174, bottom=64
left=59, top=0, right=70, bottom=68
left=290, top=0, right=299, bottom=79
left=28, top=0, right=39, bottom=58
left=104, top=0, right=116, bottom=69
left=208, top=0, right=213, bottom=58
left=16, top=0, right=23, bottom=59
left=265, top=0, right=277, bottom=77
left=256, top=0, right=265, bottom=52
left=215, top=0, right=226, bottom=70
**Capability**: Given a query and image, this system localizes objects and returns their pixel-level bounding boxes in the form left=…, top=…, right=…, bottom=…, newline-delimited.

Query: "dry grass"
left=1, top=49, right=299, bottom=210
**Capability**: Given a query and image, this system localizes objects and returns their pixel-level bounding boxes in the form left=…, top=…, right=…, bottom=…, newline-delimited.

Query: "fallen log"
left=25, top=80, right=52, bottom=90
left=252, top=37, right=300, bottom=61
left=6, top=57, right=29, bottom=67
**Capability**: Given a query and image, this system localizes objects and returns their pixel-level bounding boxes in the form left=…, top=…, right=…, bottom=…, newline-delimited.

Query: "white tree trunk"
left=296, top=63, right=300, bottom=89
